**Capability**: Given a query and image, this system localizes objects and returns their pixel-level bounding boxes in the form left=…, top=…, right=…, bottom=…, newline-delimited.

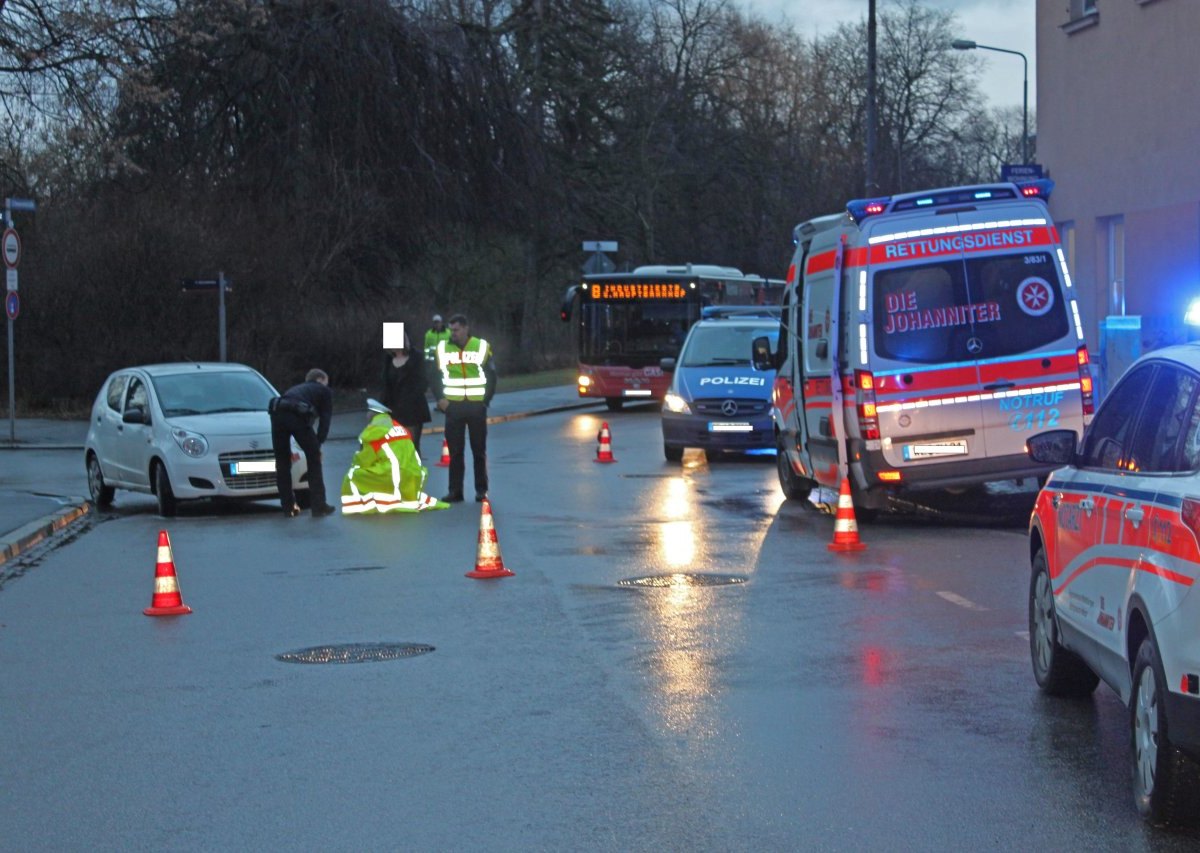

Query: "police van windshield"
left=872, top=251, right=1069, bottom=364
left=682, top=325, right=780, bottom=367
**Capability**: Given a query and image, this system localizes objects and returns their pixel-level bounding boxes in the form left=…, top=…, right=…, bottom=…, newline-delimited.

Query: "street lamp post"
left=951, top=38, right=1029, bottom=164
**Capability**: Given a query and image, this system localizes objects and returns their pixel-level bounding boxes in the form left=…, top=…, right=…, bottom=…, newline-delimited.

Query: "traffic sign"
left=582, top=241, right=618, bottom=253
left=1001, top=163, right=1044, bottom=182
left=5, top=290, right=17, bottom=320
left=5, top=268, right=16, bottom=292
left=180, top=277, right=232, bottom=292
left=2, top=228, right=19, bottom=268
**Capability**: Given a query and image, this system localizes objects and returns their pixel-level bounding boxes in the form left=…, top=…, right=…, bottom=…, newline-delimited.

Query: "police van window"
left=1127, top=366, right=1198, bottom=473
left=105, top=375, right=129, bottom=412
left=872, top=253, right=1069, bottom=364
left=1079, top=365, right=1154, bottom=471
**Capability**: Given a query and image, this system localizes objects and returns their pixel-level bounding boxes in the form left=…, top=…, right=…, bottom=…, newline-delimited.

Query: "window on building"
left=1064, top=0, right=1099, bottom=32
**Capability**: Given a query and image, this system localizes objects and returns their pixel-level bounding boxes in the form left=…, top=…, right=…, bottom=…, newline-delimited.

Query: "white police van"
left=661, top=307, right=780, bottom=462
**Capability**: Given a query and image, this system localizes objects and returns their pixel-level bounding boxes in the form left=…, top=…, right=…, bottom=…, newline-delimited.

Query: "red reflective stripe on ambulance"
left=1053, top=554, right=1195, bottom=596
left=866, top=226, right=1058, bottom=265
left=874, top=365, right=980, bottom=396
left=806, top=247, right=868, bottom=276
left=773, top=376, right=795, bottom=420
left=977, top=354, right=1080, bottom=385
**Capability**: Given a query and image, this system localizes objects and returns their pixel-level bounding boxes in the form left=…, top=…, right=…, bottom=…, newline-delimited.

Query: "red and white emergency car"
left=1027, top=343, right=1200, bottom=825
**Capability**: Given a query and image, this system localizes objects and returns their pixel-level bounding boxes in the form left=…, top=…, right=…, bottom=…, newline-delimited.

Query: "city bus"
left=559, top=264, right=785, bottom=410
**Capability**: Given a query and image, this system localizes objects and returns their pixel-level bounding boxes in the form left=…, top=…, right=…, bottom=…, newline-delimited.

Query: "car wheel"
left=664, top=444, right=683, bottom=463
left=86, top=453, right=115, bottom=508
left=1028, top=549, right=1099, bottom=696
left=775, top=437, right=813, bottom=501
left=154, top=462, right=178, bottom=517
left=1131, top=637, right=1200, bottom=825
left=605, top=398, right=624, bottom=412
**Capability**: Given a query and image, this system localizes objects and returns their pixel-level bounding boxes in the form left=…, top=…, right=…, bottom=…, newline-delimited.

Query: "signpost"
left=4, top=197, right=34, bottom=443
left=181, top=271, right=232, bottom=361
left=582, top=241, right=618, bottom=275
left=1001, top=163, right=1044, bottom=183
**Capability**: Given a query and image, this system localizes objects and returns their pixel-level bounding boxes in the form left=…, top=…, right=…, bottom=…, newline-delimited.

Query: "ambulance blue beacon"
left=1026, top=343, right=1200, bottom=825
left=660, top=307, right=781, bottom=462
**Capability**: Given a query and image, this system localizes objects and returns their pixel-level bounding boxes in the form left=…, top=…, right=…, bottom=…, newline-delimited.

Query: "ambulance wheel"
left=605, top=398, right=624, bottom=412
left=664, top=444, right=683, bottom=463
left=154, top=462, right=178, bottom=517
left=86, top=453, right=114, bottom=508
left=775, top=439, right=812, bottom=501
left=1028, top=549, right=1098, bottom=697
left=1131, top=636, right=1200, bottom=825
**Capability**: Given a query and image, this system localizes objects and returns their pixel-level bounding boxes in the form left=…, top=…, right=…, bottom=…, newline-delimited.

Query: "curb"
left=0, top=499, right=91, bottom=568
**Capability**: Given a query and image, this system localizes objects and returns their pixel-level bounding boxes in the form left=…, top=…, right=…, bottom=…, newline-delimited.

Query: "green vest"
left=424, top=328, right=451, bottom=361
left=436, top=337, right=491, bottom=401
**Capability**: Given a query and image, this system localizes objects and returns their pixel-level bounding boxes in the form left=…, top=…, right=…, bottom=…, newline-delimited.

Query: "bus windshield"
left=580, top=300, right=698, bottom=364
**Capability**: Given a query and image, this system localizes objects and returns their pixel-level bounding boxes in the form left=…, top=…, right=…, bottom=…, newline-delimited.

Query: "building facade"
left=1036, top=0, right=1200, bottom=393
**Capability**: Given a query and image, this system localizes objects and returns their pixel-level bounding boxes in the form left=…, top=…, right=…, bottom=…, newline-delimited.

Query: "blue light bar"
left=846, top=197, right=892, bottom=223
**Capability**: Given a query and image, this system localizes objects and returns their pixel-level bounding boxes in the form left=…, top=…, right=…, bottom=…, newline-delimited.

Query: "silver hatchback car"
left=84, top=362, right=308, bottom=516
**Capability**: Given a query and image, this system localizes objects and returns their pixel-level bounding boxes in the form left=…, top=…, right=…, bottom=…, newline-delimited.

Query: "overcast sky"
left=739, top=0, right=1037, bottom=111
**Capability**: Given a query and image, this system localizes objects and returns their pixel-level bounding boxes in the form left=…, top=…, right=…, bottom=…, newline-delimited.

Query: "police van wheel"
left=775, top=439, right=813, bottom=501
left=605, top=398, right=624, bottom=412
left=1131, top=637, right=1200, bottom=825
left=87, top=453, right=115, bottom=508
left=664, top=444, right=683, bottom=463
left=1028, top=549, right=1098, bottom=697
left=154, top=462, right=178, bottom=518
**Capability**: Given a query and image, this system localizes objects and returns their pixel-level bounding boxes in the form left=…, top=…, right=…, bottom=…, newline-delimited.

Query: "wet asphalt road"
left=2, top=404, right=1199, bottom=850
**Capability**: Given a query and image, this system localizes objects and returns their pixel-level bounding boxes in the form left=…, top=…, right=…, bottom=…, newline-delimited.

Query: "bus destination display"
left=585, top=282, right=689, bottom=300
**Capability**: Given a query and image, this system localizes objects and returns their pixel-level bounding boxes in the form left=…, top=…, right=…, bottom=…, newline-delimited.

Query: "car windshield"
left=152, top=371, right=276, bottom=417
left=681, top=325, right=779, bottom=367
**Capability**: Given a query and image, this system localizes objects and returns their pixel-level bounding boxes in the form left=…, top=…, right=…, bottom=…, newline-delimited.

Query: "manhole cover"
left=617, top=573, right=748, bottom=588
left=275, top=642, right=435, bottom=664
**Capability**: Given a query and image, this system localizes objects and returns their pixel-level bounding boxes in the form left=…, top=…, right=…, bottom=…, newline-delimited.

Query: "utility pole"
left=865, top=0, right=878, bottom=194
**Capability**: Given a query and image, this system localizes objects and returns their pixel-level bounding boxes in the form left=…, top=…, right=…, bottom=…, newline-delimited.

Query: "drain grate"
left=275, top=642, right=435, bottom=664
left=618, top=573, right=748, bottom=588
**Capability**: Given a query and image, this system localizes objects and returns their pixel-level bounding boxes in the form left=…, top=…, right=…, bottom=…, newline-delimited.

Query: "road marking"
left=936, top=590, right=988, bottom=611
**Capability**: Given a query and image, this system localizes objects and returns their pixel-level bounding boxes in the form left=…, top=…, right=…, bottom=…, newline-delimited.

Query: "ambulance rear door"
left=948, top=204, right=1083, bottom=459
left=862, top=218, right=988, bottom=473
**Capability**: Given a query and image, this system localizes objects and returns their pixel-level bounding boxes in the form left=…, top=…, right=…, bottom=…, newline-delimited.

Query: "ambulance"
left=757, top=180, right=1093, bottom=510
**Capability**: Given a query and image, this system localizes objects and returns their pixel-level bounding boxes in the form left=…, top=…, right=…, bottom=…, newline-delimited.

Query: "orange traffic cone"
left=466, top=498, right=515, bottom=579
left=144, top=530, right=193, bottom=615
left=827, top=478, right=867, bottom=552
left=594, top=422, right=616, bottom=464
left=436, top=438, right=450, bottom=467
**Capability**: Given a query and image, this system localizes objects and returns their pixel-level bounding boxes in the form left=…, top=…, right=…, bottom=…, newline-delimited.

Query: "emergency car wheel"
left=775, top=438, right=812, bottom=501
left=1028, top=549, right=1098, bottom=697
left=86, top=453, right=114, bottom=508
left=605, top=398, right=624, bottom=412
left=154, top=461, right=178, bottom=517
left=1131, top=637, right=1200, bottom=825
left=664, top=444, right=683, bottom=463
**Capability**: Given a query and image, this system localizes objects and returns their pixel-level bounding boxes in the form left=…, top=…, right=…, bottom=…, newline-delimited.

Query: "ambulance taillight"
left=855, top=369, right=880, bottom=440
left=1077, top=346, right=1095, bottom=415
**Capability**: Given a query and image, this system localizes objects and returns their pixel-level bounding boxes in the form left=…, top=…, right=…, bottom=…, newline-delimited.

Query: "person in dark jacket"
left=271, top=367, right=336, bottom=517
left=380, top=333, right=431, bottom=458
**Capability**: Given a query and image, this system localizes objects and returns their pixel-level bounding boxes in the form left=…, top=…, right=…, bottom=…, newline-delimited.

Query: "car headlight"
left=663, top=392, right=691, bottom=414
left=171, top=427, right=208, bottom=458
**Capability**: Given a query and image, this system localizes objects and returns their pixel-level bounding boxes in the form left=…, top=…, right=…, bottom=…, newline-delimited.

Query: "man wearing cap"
left=424, top=314, right=450, bottom=363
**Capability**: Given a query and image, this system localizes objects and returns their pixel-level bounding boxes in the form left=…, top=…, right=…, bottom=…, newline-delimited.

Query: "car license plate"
left=709, top=422, right=752, bottom=433
left=903, top=440, right=968, bottom=460
left=231, top=459, right=276, bottom=474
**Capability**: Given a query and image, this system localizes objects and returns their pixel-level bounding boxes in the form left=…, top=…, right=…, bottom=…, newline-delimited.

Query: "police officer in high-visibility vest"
left=430, top=313, right=497, bottom=503
left=424, top=314, right=450, bottom=363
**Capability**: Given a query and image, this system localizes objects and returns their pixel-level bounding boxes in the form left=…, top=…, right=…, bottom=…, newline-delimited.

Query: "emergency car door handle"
left=1125, top=505, right=1145, bottom=528
left=984, top=381, right=1016, bottom=392
left=1079, top=496, right=1096, bottom=516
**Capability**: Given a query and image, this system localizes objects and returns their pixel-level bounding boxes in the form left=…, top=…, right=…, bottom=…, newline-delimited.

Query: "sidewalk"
left=0, top=385, right=603, bottom=568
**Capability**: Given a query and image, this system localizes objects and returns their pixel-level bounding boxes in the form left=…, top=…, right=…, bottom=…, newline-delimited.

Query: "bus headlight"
left=663, top=392, right=691, bottom=414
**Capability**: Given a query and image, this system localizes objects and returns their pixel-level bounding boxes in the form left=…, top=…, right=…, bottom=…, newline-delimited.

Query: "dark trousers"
left=272, top=410, right=326, bottom=510
left=444, top=400, right=488, bottom=497
left=399, top=422, right=424, bottom=460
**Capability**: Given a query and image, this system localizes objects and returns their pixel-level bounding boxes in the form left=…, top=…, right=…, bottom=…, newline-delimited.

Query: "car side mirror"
left=659, top=357, right=676, bottom=371
left=123, top=406, right=149, bottom=425
left=1026, top=429, right=1077, bottom=465
left=751, top=336, right=773, bottom=371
